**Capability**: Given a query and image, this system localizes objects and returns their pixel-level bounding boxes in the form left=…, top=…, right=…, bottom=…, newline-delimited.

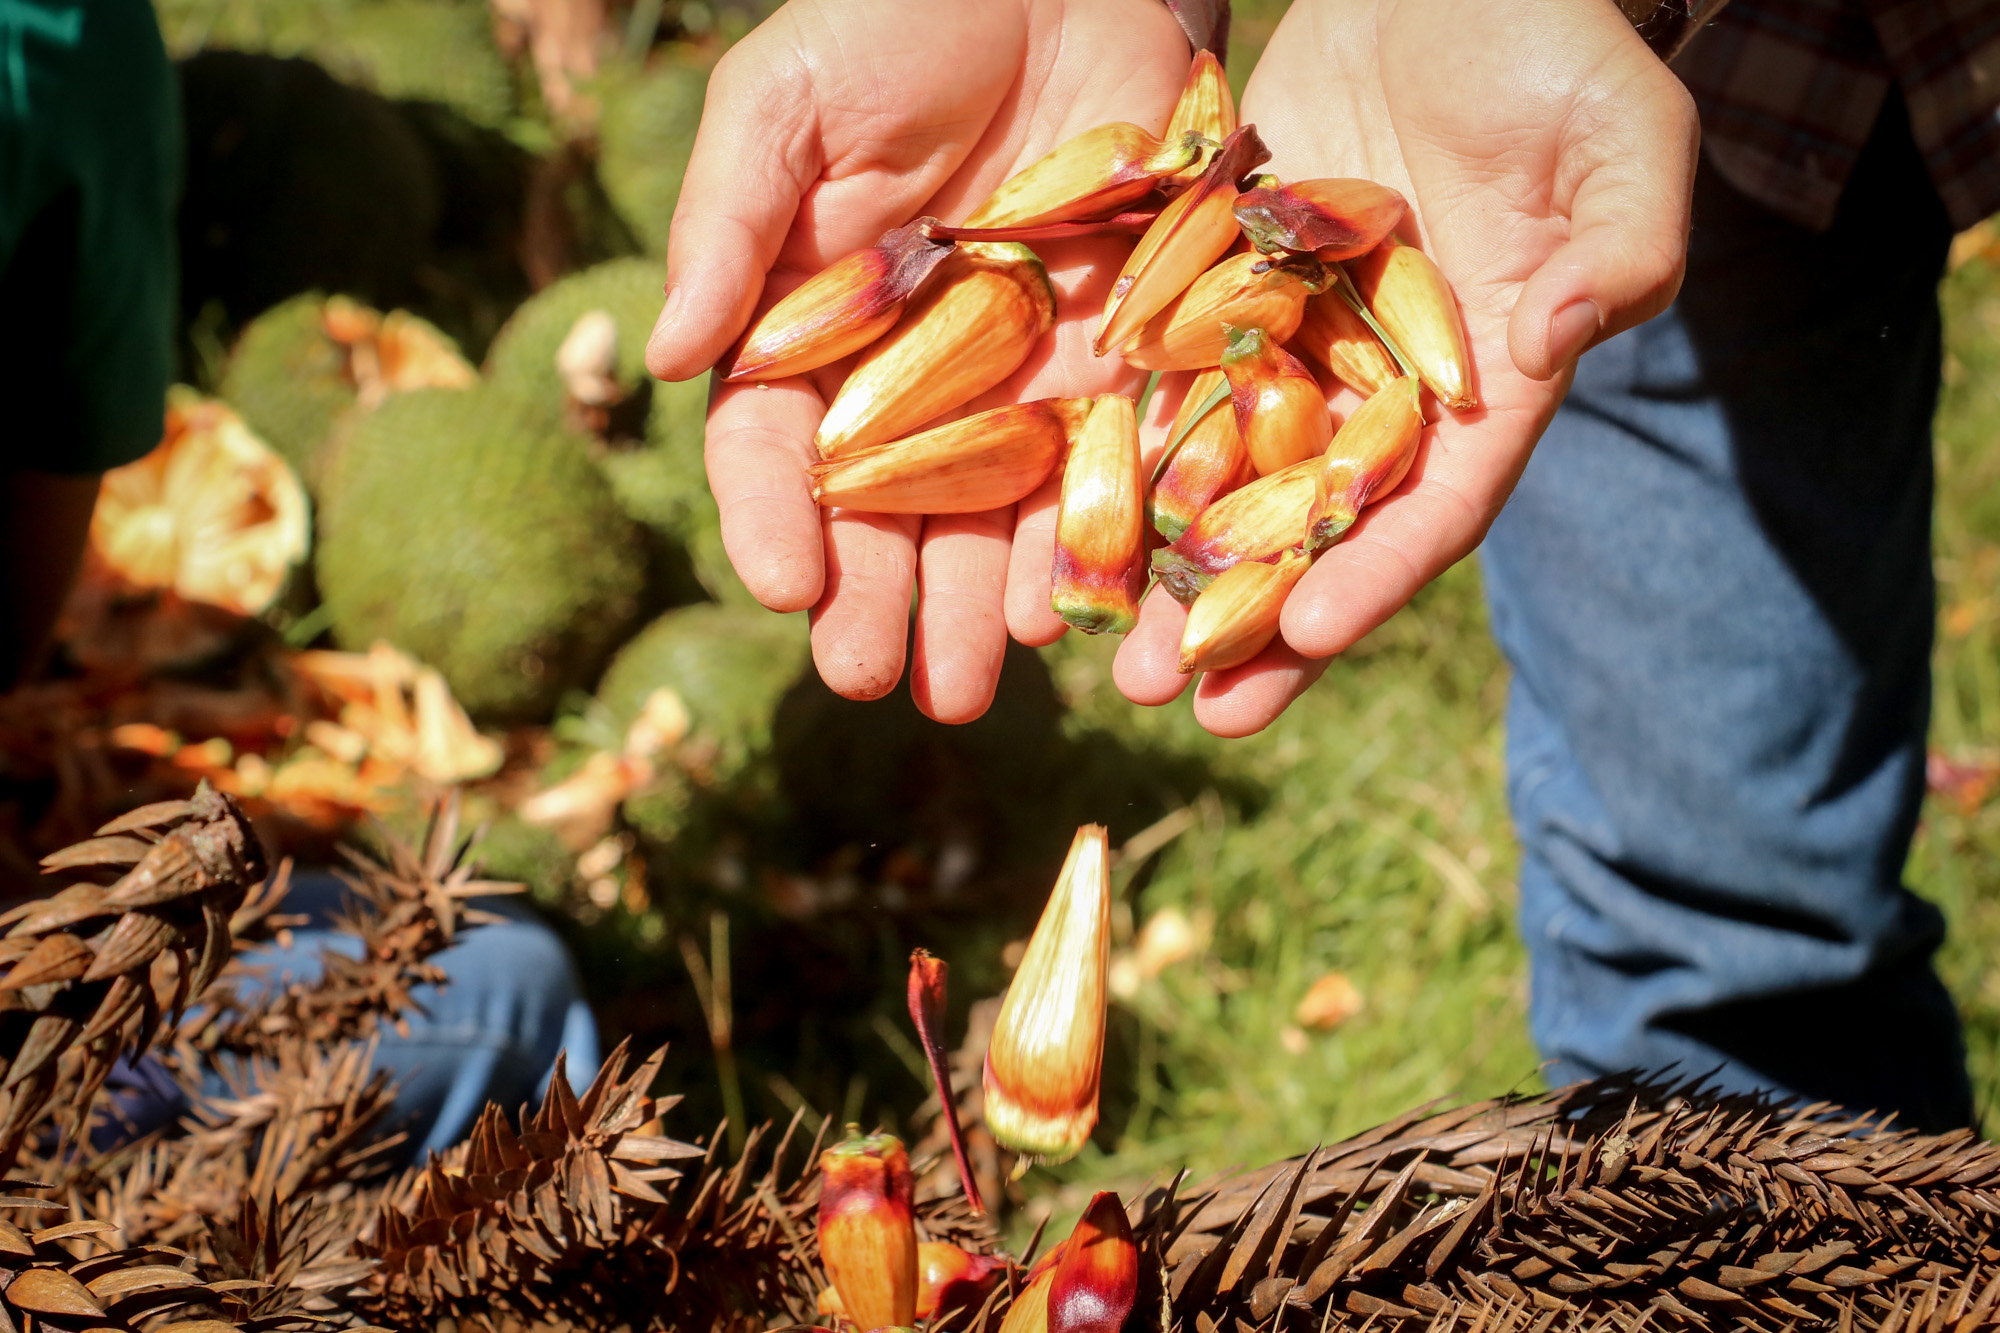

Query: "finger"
left=911, top=509, right=1014, bottom=724
left=1508, top=79, right=1699, bottom=379
left=811, top=508, right=920, bottom=701
left=647, top=40, right=819, bottom=382
left=1191, top=643, right=1330, bottom=738
left=1005, top=470, right=1068, bottom=647
left=1112, top=583, right=1193, bottom=706
left=704, top=379, right=828, bottom=613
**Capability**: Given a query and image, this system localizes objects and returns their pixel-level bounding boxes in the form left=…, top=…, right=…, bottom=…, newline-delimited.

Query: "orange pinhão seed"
left=818, top=1243, right=1008, bottom=1327
left=997, top=1249, right=1065, bottom=1333
left=725, top=219, right=955, bottom=382
left=1118, top=251, right=1324, bottom=372
left=1150, top=368, right=1254, bottom=543
left=1347, top=236, right=1474, bottom=410
left=1221, top=324, right=1333, bottom=476
left=1307, top=375, right=1424, bottom=552
left=1161, top=50, right=1235, bottom=189
left=1289, top=288, right=1399, bottom=397
left=964, top=123, right=1202, bottom=230
left=1177, top=548, right=1312, bottom=674
left=1047, top=1192, right=1139, bottom=1333
left=1094, top=124, right=1269, bottom=356
left=808, top=398, right=1088, bottom=515
left=983, top=825, right=1111, bottom=1164
left=1233, top=177, right=1407, bottom=261
left=816, top=1130, right=918, bottom=1331
left=816, top=242, right=1056, bottom=458
left=1150, top=456, right=1320, bottom=606
left=1050, top=395, right=1146, bottom=635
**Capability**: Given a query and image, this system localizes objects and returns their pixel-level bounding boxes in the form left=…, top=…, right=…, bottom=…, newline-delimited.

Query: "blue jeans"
left=1481, top=93, right=1973, bottom=1130
left=102, top=871, right=601, bottom=1158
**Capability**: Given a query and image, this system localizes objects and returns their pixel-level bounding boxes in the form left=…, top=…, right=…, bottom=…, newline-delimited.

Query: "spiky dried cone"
left=1307, top=376, right=1423, bottom=551
left=1222, top=325, right=1334, bottom=475
left=1290, top=288, right=1399, bottom=397
left=1051, top=395, right=1147, bottom=635
left=189, top=795, right=519, bottom=1058
left=1094, top=125, right=1270, bottom=356
left=808, top=398, right=1088, bottom=514
left=0, top=782, right=264, bottom=1166
left=964, top=124, right=1202, bottom=229
left=1152, top=369, right=1254, bottom=542
left=1137, top=1073, right=2000, bottom=1333
left=816, top=242, right=1056, bottom=457
left=1119, top=253, right=1325, bottom=371
left=1178, top=549, right=1311, bottom=673
left=984, top=825, right=1110, bottom=1164
left=1049, top=1192, right=1138, bottom=1333
left=1234, top=178, right=1407, bottom=261
left=1348, top=237, right=1474, bottom=409
left=817, top=1130, right=919, bottom=1331
left=726, top=219, right=956, bottom=382
left=0, top=1202, right=248, bottom=1331
left=1152, top=457, right=1320, bottom=605
left=85, top=388, right=309, bottom=617
left=1162, top=50, right=1235, bottom=188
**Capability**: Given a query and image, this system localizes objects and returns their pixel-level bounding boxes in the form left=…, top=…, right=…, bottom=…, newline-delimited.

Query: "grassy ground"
left=1005, top=254, right=2000, bottom=1233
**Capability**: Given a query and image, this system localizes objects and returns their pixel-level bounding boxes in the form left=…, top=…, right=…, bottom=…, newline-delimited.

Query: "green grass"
left=1005, top=256, right=2000, bottom=1232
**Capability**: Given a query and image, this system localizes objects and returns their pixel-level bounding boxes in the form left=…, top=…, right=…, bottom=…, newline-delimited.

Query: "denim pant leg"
left=102, top=871, right=602, bottom=1158
left=1480, top=94, right=1971, bottom=1129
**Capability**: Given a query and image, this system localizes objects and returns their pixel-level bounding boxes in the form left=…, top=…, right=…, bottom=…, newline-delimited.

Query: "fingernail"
left=1547, top=299, right=1601, bottom=370
left=652, top=282, right=684, bottom=340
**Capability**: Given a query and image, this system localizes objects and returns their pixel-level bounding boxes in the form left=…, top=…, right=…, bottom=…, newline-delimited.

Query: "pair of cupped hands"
left=644, top=0, right=1698, bottom=736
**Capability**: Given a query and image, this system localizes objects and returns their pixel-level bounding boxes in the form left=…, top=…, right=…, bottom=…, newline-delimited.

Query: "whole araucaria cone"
left=817, top=1129, right=918, bottom=1331
left=984, top=825, right=1111, bottom=1163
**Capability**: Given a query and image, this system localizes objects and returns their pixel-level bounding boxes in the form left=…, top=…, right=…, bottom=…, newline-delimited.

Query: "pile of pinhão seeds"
left=723, top=52, right=1472, bottom=673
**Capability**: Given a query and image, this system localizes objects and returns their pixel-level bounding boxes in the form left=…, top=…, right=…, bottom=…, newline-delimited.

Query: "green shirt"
left=0, top=0, right=177, bottom=474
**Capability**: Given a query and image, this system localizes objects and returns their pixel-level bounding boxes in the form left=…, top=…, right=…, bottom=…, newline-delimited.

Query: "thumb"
left=646, top=42, right=821, bottom=383
left=1508, top=78, right=1698, bottom=381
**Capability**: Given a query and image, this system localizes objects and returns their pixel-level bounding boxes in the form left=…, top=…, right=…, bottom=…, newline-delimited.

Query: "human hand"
left=1110, top=0, right=1698, bottom=735
left=644, top=0, right=1190, bottom=722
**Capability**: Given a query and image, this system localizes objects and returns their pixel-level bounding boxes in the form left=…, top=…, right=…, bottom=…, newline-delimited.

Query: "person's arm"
left=0, top=473, right=100, bottom=689
left=645, top=0, right=1190, bottom=722
left=1110, top=0, right=1700, bottom=736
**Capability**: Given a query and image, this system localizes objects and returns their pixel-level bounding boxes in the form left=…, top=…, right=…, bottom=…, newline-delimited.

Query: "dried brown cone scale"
left=1127, top=1073, right=2000, bottom=1333
left=0, top=1200, right=253, bottom=1332
left=0, top=782, right=264, bottom=1169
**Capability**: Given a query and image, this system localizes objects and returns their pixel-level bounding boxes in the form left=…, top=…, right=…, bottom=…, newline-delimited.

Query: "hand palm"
left=1113, top=0, right=1695, bottom=735
left=648, top=0, right=1189, bottom=720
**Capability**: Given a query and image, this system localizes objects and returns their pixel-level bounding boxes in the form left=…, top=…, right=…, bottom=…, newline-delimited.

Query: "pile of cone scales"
left=727, top=52, right=1468, bottom=671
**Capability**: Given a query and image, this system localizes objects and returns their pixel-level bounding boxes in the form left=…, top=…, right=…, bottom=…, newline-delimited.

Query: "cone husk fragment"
left=1151, top=369, right=1253, bottom=542
left=1051, top=395, right=1147, bottom=635
left=817, top=243, right=1057, bottom=458
left=1152, top=457, right=1320, bottom=605
left=1290, top=287, right=1400, bottom=397
left=1222, top=325, right=1334, bottom=476
left=1178, top=548, right=1311, bottom=673
left=1308, top=375, right=1424, bottom=551
left=983, top=825, right=1110, bottom=1164
left=963, top=123, right=1202, bottom=229
left=725, top=219, right=956, bottom=382
left=1094, top=125, right=1270, bottom=356
left=1119, top=253, right=1325, bottom=371
left=1348, top=237, right=1474, bottom=409
left=1162, top=50, right=1235, bottom=189
left=1234, top=178, right=1407, bottom=260
left=809, top=399, right=1083, bottom=515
